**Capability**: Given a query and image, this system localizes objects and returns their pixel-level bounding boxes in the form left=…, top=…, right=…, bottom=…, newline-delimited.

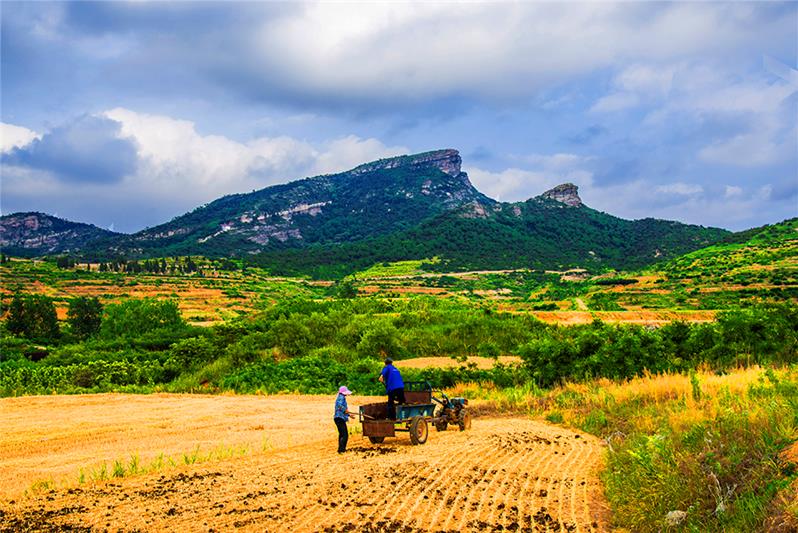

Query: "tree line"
left=1, top=293, right=795, bottom=396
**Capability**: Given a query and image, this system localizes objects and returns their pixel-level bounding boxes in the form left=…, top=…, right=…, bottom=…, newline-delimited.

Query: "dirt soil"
left=0, top=394, right=608, bottom=532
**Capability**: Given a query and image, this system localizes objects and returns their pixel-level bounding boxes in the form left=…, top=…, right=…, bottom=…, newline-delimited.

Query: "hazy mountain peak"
left=540, top=183, right=583, bottom=207
left=0, top=212, right=119, bottom=256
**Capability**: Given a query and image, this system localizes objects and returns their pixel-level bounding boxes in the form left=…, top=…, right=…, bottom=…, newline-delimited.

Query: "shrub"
left=169, top=337, right=218, bottom=368
left=356, top=319, right=405, bottom=359
left=100, top=299, right=185, bottom=339
left=67, top=296, right=103, bottom=339
left=5, top=293, right=60, bottom=342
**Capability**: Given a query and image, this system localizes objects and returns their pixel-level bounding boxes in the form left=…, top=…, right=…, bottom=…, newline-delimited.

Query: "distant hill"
left=0, top=212, right=119, bottom=257
left=251, top=185, right=729, bottom=277
left=1, top=149, right=731, bottom=276
left=659, top=217, right=798, bottom=287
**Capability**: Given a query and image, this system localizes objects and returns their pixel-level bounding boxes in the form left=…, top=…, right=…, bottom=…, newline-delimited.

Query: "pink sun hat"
left=338, top=386, right=352, bottom=395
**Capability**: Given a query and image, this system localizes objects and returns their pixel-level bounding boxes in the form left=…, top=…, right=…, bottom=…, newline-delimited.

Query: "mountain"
left=0, top=212, right=119, bottom=257
left=250, top=182, right=729, bottom=277
left=99, top=149, right=491, bottom=256
left=0, top=149, right=732, bottom=276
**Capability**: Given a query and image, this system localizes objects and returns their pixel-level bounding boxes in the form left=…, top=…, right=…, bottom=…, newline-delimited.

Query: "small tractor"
left=358, top=382, right=472, bottom=445
left=432, top=391, right=471, bottom=432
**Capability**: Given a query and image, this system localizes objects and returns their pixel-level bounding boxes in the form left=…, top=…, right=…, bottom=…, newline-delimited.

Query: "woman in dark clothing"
left=334, top=385, right=355, bottom=453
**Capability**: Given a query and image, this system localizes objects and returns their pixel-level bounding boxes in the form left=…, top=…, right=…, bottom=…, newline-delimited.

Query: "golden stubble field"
left=0, top=394, right=609, bottom=532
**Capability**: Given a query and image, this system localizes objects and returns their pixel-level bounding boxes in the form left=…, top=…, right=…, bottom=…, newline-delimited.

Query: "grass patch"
left=453, top=365, right=798, bottom=531
left=27, top=444, right=251, bottom=495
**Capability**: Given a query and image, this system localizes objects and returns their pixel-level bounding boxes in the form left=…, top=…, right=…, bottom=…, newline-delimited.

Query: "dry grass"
left=395, top=355, right=522, bottom=370
left=450, top=366, right=798, bottom=531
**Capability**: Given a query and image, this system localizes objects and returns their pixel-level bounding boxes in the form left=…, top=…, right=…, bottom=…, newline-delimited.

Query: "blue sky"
left=1, top=2, right=796, bottom=233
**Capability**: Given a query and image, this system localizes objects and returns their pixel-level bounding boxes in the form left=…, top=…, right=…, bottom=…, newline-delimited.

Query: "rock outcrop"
left=350, top=149, right=462, bottom=177
left=540, top=183, right=583, bottom=207
left=0, top=212, right=119, bottom=255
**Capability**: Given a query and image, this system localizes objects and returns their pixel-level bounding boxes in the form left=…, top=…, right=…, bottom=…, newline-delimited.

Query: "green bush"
left=67, top=296, right=103, bottom=339
left=169, top=336, right=218, bottom=368
left=5, top=293, right=60, bottom=342
left=100, top=298, right=186, bottom=339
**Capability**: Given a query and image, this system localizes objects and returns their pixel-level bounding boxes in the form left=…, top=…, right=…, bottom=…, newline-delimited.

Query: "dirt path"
left=0, top=395, right=609, bottom=532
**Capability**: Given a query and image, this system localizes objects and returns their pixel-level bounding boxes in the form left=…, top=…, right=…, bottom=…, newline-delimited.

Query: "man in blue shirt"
left=334, top=386, right=355, bottom=453
left=379, top=358, right=405, bottom=420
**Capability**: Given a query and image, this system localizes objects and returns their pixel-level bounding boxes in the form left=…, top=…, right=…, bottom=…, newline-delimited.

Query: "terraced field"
left=0, top=395, right=608, bottom=532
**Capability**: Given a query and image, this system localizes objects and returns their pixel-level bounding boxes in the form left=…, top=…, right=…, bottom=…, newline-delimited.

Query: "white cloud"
left=590, top=92, right=640, bottom=113
left=698, top=117, right=795, bottom=167
left=724, top=185, right=743, bottom=198
left=592, top=64, right=678, bottom=113
left=757, top=184, right=773, bottom=201
left=656, top=182, right=704, bottom=196
left=516, top=153, right=591, bottom=170
left=311, top=136, right=407, bottom=175
left=104, top=107, right=406, bottom=200
left=574, top=179, right=781, bottom=230
left=615, top=64, right=677, bottom=94
left=466, top=153, right=594, bottom=202
left=593, top=60, right=798, bottom=167
left=243, top=3, right=790, bottom=105
left=1, top=122, right=41, bottom=152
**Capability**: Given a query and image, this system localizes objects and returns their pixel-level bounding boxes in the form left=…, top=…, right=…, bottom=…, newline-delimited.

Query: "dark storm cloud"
left=3, top=115, right=138, bottom=183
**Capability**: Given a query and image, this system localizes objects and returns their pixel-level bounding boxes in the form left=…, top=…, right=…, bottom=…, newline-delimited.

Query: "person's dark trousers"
left=334, top=418, right=348, bottom=453
left=387, top=388, right=406, bottom=419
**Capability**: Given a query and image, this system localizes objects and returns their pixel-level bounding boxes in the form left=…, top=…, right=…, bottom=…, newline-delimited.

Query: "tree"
left=6, top=294, right=27, bottom=335
left=356, top=319, right=404, bottom=358
left=6, top=293, right=60, bottom=341
left=100, top=298, right=186, bottom=338
left=67, top=296, right=103, bottom=339
left=270, top=317, right=313, bottom=358
left=334, top=280, right=358, bottom=299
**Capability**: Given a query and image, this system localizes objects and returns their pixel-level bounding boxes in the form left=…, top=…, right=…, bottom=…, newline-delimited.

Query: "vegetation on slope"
left=456, top=367, right=798, bottom=532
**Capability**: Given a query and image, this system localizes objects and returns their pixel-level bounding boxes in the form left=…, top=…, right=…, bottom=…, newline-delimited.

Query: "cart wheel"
left=434, top=419, right=448, bottom=432
left=409, top=416, right=428, bottom=445
left=368, top=436, right=385, bottom=444
left=458, top=409, right=472, bottom=431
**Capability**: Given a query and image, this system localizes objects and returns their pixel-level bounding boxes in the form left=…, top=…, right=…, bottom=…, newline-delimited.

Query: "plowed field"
left=0, top=395, right=608, bottom=532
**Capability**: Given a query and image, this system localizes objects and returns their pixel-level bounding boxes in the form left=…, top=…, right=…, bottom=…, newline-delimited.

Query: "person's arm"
left=334, top=395, right=347, bottom=419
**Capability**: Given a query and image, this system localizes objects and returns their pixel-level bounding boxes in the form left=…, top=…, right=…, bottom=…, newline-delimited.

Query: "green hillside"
left=249, top=196, right=728, bottom=278
left=660, top=218, right=798, bottom=286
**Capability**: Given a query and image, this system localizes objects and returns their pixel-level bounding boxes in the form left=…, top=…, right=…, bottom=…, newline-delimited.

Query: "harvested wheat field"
left=0, top=394, right=608, bottom=532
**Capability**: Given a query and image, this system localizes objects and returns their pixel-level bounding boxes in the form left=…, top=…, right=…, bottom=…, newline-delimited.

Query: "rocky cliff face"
left=0, top=213, right=118, bottom=256
left=350, top=149, right=462, bottom=177
left=540, top=183, right=583, bottom=207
